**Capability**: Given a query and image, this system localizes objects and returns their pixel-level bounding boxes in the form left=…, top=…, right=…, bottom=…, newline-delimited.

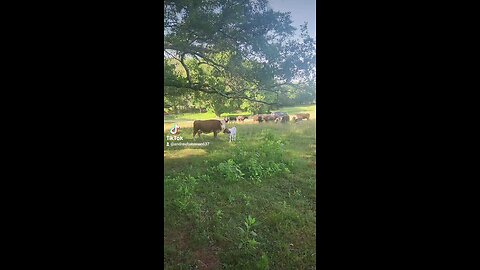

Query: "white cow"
left=227, top=127, right=237, bottom=142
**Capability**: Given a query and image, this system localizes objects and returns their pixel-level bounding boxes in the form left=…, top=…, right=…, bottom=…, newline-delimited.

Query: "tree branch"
left=164, top=83, right=279, bottom=106
left=179, top=53, right=193, bottom=87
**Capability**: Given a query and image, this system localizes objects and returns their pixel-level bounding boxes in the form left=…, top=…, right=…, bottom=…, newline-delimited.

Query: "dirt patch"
left=164, top=229, right=191, bottom=250
left=194, top=246, right=221, bottom=270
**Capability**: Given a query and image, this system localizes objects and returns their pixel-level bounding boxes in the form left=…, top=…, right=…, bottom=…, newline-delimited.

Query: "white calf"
left=228, top=127, right=237, bottom=142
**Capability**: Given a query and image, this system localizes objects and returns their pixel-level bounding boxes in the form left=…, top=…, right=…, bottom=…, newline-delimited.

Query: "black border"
left=6, top=0, right=468, bottom=268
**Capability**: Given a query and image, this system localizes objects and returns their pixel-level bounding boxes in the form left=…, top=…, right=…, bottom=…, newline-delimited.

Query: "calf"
left=224, top=126, right=237, bottom=142
left=193, top=119, right=227, bottom=139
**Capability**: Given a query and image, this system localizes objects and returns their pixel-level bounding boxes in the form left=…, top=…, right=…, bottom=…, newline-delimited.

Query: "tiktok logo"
left=170, top=123, right=180, bottom=135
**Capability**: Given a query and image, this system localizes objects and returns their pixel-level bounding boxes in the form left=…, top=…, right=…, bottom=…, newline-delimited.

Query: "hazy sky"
left=268, top=0, right=316, bottom=38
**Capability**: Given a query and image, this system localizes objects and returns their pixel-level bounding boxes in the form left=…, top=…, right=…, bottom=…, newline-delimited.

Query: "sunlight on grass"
left=164, top=148, right=208, bottom=159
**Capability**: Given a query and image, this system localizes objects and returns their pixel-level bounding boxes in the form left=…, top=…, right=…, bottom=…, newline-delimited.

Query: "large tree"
left=164, top=0, right=316, bottom=106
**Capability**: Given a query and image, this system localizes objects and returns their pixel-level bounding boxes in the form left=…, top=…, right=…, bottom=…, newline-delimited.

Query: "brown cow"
left=252, top=115, right=263, bottom=122
left=261, top=114, right=276, bottom=122
left=236, top=116, right=248, bottom=122
left=193, top=120, right=227, bottom=139
left=293, top=113, right=310, bottom=122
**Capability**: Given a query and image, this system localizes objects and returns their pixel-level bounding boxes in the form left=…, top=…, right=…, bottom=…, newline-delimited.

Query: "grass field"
left=164, top=105, right=316, bottom=269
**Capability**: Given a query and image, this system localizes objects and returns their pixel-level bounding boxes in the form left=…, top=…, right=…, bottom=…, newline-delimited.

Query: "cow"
left=252, top=115, right=263, bottom=122
left=227, top=116, right=237, bottom=122
left=193, top=119, right=227, bottom=139
left=236, top=116, right=248, bottom=122
left=261, top=114, right=276, bottom=122
left=274, top=114, right=290, bottom=123
left=223, top=126, right=237, bottom=142
left=271, top=112, right=289, bottom=123
left=293, top=113, right=310, bottom=122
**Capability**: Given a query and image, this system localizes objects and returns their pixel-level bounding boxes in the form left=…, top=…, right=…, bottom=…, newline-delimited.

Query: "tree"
left=164, top=0, right=316, bottom=106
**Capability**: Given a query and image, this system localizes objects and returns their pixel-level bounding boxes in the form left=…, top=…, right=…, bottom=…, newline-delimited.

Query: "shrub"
left=244, top=157, right=263, bottom=182
left=217, top=159, right=245, bottom=182
left=224, top=133, right=291, bottom=183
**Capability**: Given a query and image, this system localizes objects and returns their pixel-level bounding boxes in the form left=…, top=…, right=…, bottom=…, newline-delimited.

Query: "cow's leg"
left=214, top=131, right=218, bottom=139
left=193, top=129, right=197, bottom=139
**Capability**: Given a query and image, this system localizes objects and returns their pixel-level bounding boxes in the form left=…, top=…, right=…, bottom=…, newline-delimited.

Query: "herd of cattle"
left=226, top=112, right=310, bottom=123
left=192, top=112, right=311, bottom=139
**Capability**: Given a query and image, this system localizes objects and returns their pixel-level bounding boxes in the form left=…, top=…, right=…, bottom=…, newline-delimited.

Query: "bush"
left=217, top=159, right=245, bottom=182
left=223, top=133, right=290, bottom=183
left=244, top=157, right=264, bottom=183
left=208, top=131, right=292, bottom=184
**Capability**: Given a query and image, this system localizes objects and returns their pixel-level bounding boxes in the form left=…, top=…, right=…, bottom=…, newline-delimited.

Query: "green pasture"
left=164, top=105, right=316, bottom=269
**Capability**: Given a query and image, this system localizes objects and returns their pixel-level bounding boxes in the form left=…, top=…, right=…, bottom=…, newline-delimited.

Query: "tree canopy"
left=164, top=0, right=316, bottom=111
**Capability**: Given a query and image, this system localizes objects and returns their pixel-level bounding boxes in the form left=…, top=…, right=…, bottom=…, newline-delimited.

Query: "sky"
left=268, top=0, right=316, bottom=38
